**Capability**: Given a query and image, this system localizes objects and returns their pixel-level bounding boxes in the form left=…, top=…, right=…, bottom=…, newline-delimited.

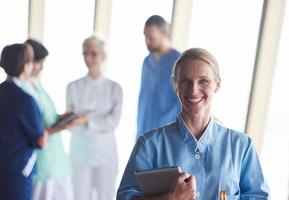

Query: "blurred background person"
left=66, top=35, right=123, bottom=200
left=0, top=43, right=48, bottom=200
left=25, top=39, right=89, bottom=200
left=136, top=15, right=181, bottom=139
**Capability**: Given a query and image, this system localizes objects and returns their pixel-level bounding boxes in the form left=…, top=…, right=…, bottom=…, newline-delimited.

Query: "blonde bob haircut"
left=172, top=48, right=220, bottom=84
left=82, top=34, right=106, bottom=55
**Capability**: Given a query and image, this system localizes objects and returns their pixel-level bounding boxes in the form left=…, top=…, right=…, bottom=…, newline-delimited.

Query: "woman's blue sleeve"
left=240, top=138, right=270, bottom=199
left=18, top=96, right=43, bottom=147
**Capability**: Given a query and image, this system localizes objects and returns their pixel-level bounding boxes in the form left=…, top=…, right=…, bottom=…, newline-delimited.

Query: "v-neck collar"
left=177, top=115, right=215, bottom=153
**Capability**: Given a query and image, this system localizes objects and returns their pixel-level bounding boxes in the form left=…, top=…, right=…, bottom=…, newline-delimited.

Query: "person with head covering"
left=0, top=43, right=48, bottom=200
left=136, top=15, right=181, bottom=140
left=24, top=38, right=88, bottom=200
left=117, top=48, right=270, bottom=200
left=66, top=35, right=123, bottom=200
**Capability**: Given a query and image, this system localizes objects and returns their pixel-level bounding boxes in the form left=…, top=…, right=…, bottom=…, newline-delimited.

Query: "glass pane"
left=261, top=2, right=289, bottom=199
left=106, top=0, right=174, bottom=184
left=0, top=0, right=29, bottom=82
left=42, top=0, right=95, bottom=112
left=188, top=0, right=264, bottom=131
left=41, top=0, right=95, bottom=152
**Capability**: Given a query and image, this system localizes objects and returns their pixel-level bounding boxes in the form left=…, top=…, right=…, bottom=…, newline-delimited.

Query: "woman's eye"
left=199, top=79, right=208, bottom=84
left=179, top=79, right=190, bottom=86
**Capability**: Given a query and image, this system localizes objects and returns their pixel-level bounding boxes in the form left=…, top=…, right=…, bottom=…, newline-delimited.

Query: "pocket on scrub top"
left=225, top=194, right=239, bottom=200
left=218, top=179, right=240, bottom=200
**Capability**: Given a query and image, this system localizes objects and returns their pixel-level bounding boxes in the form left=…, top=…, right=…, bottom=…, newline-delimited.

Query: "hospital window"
left=106, top=0, right=174, bottom=186
left=188, top=0, right=264, bottom=132
left=261, top=1, right=289, bottom=199
left=0, top=0, right=29, bottom=82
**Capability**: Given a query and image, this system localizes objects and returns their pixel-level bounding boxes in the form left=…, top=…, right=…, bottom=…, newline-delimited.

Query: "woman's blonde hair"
left=172, top=48, right=220, bottom=83
left=82, top=34, right=106, bottom=54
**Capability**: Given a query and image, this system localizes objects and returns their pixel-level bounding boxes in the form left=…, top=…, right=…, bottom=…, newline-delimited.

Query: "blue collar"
left=176, top=115, right=215, bottom=153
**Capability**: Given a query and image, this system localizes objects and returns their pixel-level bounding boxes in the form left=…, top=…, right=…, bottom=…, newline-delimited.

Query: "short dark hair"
left=25, top=39, right=48, bottom=61
left=0, top=43, right=33, bottom=77
left=144, top=15, right=170, bottom=32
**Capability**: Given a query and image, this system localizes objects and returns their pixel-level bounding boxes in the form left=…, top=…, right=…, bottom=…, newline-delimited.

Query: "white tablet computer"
left=134, top=166, right=182, bottom=197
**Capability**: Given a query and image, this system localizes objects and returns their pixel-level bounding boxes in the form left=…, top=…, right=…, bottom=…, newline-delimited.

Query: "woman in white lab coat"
left=66, top=35, right=123, bottom=200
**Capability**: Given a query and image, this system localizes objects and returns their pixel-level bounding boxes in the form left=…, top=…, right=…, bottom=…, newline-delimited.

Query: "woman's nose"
left=186, top=82, right=199, bottom=94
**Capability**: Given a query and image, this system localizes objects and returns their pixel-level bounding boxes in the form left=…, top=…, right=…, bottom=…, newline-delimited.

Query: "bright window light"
left=0, top=0, right=29, bottom=82
left=261, top=1, right=289, bottom=199
left=106, top=0, right=174, bottom=187
left=188, top=0, right=264, bottom=132
left=42, top=0, right=95, bottom=151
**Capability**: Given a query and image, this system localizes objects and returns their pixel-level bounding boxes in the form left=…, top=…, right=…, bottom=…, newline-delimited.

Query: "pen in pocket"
left=220, top=191, right=226, bottom=200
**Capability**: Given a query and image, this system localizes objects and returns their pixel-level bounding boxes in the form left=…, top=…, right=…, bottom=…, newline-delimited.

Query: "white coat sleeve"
left=66, top=83, right=75, bottom=112
left=87, top=83, right=123, bottom=133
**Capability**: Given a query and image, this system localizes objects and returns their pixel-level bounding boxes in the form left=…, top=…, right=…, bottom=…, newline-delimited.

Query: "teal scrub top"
left=22, top=79, right=72, bottom=181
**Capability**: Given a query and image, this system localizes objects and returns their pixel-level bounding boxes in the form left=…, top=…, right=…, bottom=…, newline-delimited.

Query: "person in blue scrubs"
left=136, top=15, right=180, bottom=139
left=117, top=48, right=270, bottom=200
left=0, top=43, right=48, bottom=200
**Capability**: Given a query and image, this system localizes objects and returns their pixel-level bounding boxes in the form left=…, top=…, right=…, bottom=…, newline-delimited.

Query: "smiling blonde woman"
left=117, top=48, right=269, bottom=200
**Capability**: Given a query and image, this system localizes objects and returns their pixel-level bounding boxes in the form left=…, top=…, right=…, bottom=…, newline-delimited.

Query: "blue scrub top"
left=0, top=80, right=43, bottom=200
left=136, top=49, right=180, bottom=139
left=117, top=115, right=269, bottom=200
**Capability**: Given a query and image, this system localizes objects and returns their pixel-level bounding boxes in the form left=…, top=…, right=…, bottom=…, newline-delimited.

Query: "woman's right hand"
left=65, top=113, right=91, bottom=129
left=135, top=173, right=197, bottom=200
left=168, top=173, right=197, bottom=200
left=36, top=129, right=49, bottom=148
